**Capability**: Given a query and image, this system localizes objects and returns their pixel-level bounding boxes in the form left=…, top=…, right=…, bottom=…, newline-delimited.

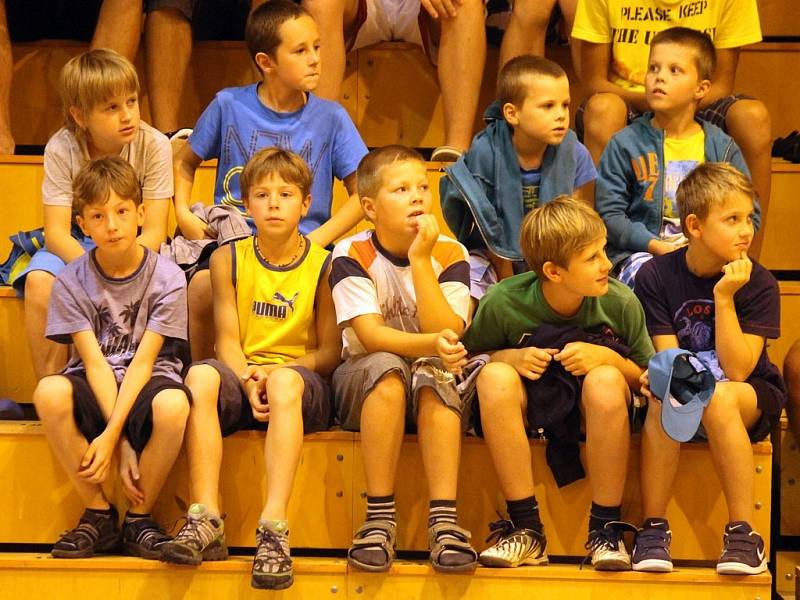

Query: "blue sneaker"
left=716, top=521, right=767, bottom=575
left=631, top=518, right=673, bottom=573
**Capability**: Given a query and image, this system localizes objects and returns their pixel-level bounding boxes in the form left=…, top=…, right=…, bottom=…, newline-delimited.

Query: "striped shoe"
left=478, top=518, right=548, bottom=568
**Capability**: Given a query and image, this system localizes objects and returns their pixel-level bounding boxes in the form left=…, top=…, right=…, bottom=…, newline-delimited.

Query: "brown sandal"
left=428, top=522, right=478, bottom=573
left=347, top=519, right=397, bottom=572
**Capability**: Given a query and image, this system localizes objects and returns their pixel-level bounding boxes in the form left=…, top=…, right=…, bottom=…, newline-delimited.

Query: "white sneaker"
left=585, top=522, right=637, bottom=571
left=478, top=519, right=548, bottom=568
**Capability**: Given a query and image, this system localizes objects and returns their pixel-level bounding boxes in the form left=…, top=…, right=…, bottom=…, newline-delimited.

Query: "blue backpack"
left=0, top=228, right=45, bottom=286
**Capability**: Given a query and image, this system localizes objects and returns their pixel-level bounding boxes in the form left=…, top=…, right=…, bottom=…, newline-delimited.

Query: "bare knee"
left=785, top=340, right=800, bottom=389
left=24, top=271, right=55, bottom=310
left=701, top=386, right=741, bottom=432
left=151, top=388, right=190, bottom=427
left=583, top=93, right=628, bottom=132
left=476, top=362, right=523, bottom=410
left=511, top=0, right=557, bottom=27
left=726, top=99, right=771, bottom=144
left=582, top=366, right=628, bottom=416
left=265, top=368, right=304, bottom=413
left=33, top=375, right=73, bottom=419
left=366, top=371, right=406, bottom=410
left=184, top=364, right=221, bottom=405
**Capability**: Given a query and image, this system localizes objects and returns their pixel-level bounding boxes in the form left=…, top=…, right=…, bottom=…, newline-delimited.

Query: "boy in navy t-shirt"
left=633, top=163, right=784, bottom=576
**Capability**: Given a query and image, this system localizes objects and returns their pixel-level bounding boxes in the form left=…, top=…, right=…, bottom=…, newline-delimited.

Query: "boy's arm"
left=137, top=198, right=170, bottom=251
left=44, top=205, right=85, bottom=263
left=173, top=142, right=210, bottom=241
left=210, top=244, right=248, bottom=377
left=306, top=172, right=363, bottom=248
left=351, top=312, right=442, bottom=358
left=70, top=329, right=123, bottom=483
left=284, top=266, right=341, bottom=377
left=410, top=215, right=466, bottom=334
left=713, top=254, right=764, bottom=381
left=581, top=42, right=649, bottom=113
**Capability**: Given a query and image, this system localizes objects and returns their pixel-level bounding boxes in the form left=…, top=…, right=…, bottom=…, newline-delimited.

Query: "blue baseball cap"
left=648, top=349, right=716, bottom=442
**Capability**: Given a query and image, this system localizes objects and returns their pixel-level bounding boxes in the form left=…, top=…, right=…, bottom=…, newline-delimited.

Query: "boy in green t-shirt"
left=439, top=196, right=654, bottom=570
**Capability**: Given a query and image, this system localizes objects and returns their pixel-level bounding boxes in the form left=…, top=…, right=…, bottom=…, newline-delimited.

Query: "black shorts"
left=744, top=377, right=785, bottom=442
left=65, top=372, right=191, bottom=453
left=191, top=358, right=333, bottom=437
left=7, top=0, right=103, bottom=42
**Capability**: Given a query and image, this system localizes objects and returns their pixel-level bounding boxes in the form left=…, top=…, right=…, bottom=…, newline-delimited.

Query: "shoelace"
left=580, top=521, right=638, bottom=569
left=172, top=515, right=219, bottom=550
left=255, top=528, right=290, bottom=570
left=484, top=515, right=516, bottom=546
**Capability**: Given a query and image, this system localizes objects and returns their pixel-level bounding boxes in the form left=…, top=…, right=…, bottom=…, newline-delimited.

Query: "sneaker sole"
left=479, top=554, right=549, bottom=568
left=123, top=540, right=163, bottom=561
left=593, top=557, right=632, bottom=571
left=716, top=560, right=768, bottom=575
left=160, top=541, right=228, bottom=566
left=251, top=572, right=294, bottom=590
left=51, top=537, right=120, bottom=559
left=632, top=559, right=673, bottom=573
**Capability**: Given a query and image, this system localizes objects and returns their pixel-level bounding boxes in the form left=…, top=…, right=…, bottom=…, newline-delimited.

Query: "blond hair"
left=356, top=145, right=424, bottom=200
left=72, top=156, right=142, bottom=215
left=60, top=48, right=139, bottom=135
left=519, top=196, right=606, bottom=275
left=676, top=162, right=755, bottom=233
left=240, top=147, right=313, bottom=201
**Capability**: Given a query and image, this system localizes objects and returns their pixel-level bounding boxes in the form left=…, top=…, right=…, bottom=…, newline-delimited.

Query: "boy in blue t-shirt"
left=173, top=0, right=368, bottom=359
left=440, top=55, right=595, bottom=304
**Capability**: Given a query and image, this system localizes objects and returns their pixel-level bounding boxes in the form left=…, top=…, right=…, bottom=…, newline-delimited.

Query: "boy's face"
left=550, top=237, right=612, bottom=298
left=689, top=192, right=755, bottom=263
left=76, top=190, right=144, bottom=253
left=73, top=91, right=140, bottom=154
left=245, top=173, right=310, bottom=237
left=503, top=75, right=570, bottom=147
left=645, top=43, right=709, bottom=113
left=363, top=160, right=432, bottom=238
left=261, top=15, right=321, bottom=92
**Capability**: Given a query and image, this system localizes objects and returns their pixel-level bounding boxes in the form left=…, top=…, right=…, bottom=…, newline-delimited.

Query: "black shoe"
left=123, top=516, right=172, bottom=560
left=52, top=506, right=121, bottom=558
left=631, top=518, right=673, bottom=573
left=716, top=521, right=767, bottom=575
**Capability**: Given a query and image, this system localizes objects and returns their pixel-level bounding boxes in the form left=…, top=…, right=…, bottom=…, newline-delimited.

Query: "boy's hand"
left=714, top=252, right=752, bottom=299
left=242, top=364, right=279, bottom=422
left=78, top=430, right=117, bottom=484
left=436, top=328, right=467, bottom=374
left=119, top=438, right=144, bottom=506
left=509, top=347, right=558, bottom=380
left=408, top=214, right=439, bottom=262
left=421, top=0, right=463, bottom=18
left=554, top=342, right=612, bottom=376
left=639, top=369, right=657, bottom=403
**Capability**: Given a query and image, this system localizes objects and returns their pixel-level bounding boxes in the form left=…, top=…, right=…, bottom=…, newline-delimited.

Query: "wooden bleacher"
left=2, top=3, right=799, bottom=596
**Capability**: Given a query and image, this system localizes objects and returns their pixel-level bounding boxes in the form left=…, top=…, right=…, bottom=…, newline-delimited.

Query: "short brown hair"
left=497, top=54, right=567, bottom=108
left=240, top=147, right=313, bottom=201
left=356, top=145, right=425, bottom=200
left=60, top=48, right=140, bottom=135
left=246, top=0, right=311, bottom=67
left=519, top=196, right=606, bottom=275
left=651, top=27, right=716, bottom=81
left=72, top=156, right=142, bottom=215
left=676, top=162, right=755, bottom=233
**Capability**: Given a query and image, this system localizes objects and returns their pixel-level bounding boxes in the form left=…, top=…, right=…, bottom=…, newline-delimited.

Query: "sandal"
left=347, top=519, right=397, bottom=572
left=428, top=522, right=478, bottom=573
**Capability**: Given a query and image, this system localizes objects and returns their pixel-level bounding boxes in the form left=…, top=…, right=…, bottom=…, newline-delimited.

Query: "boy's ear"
left=75, top=213, right=89, bottom=238
left=254, top=51, right=275, bottom=76
left=502, top=102, right=520, bottom=126
left=361, top=195, right=377, bottom=222
left=684, top=213, right=702, bottom=238
left=301, top=193, right=312, bottom=216
left=694, top=78, right=711, bottom=101
left=69, top=106, right=86, bottom=130
left=136, top=202, right=145, bottom=227
left=541, top=260, right=562, bottom=283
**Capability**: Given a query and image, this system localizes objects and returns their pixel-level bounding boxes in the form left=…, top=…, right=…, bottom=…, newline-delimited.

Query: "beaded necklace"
left=255, top=235, right=305, bottom=267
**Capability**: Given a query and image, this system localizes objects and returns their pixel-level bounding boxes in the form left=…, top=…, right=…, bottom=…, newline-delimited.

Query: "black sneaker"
left=716, top=521, right=767, bottom=575
left=123, top=516, right=172, bottom=560
left=251, top=523, right=293, bottom=590
left=52, top=506, right=121, bottom=558
left=631, top=518, right=673, bottom=573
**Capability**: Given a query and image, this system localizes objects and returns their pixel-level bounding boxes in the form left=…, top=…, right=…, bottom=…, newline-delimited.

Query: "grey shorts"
left=191, top=358, right=332, bottom=437
left=332, top=352, right=481, bottom=432
left=145, top=0, right=195, bottom=20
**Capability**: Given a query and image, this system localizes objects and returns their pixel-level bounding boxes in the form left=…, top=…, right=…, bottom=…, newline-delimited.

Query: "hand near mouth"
left=408, top=213, right=439, bottom=261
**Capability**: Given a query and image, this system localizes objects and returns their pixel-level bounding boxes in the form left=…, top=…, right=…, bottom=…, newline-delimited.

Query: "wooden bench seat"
left=0, top=421, right=772, bottom=562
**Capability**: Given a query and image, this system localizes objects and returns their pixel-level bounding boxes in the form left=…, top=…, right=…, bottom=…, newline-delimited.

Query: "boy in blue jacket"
left=595, top=27, right=757, bottom=287
left=440, top=55, right=596, bottom=306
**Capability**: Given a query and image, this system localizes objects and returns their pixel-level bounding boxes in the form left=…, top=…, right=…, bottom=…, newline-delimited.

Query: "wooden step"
left=0, top=422, right=772, bottom=562
left=0, top=552, right=772, bottom=599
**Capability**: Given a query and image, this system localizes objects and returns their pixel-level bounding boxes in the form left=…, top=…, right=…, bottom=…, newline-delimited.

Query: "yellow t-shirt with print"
left=662, top=128, right=704, bottom=221
left=572, top=0, right=761, bottom=91
left=233, top=236, right=329, bottom=365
